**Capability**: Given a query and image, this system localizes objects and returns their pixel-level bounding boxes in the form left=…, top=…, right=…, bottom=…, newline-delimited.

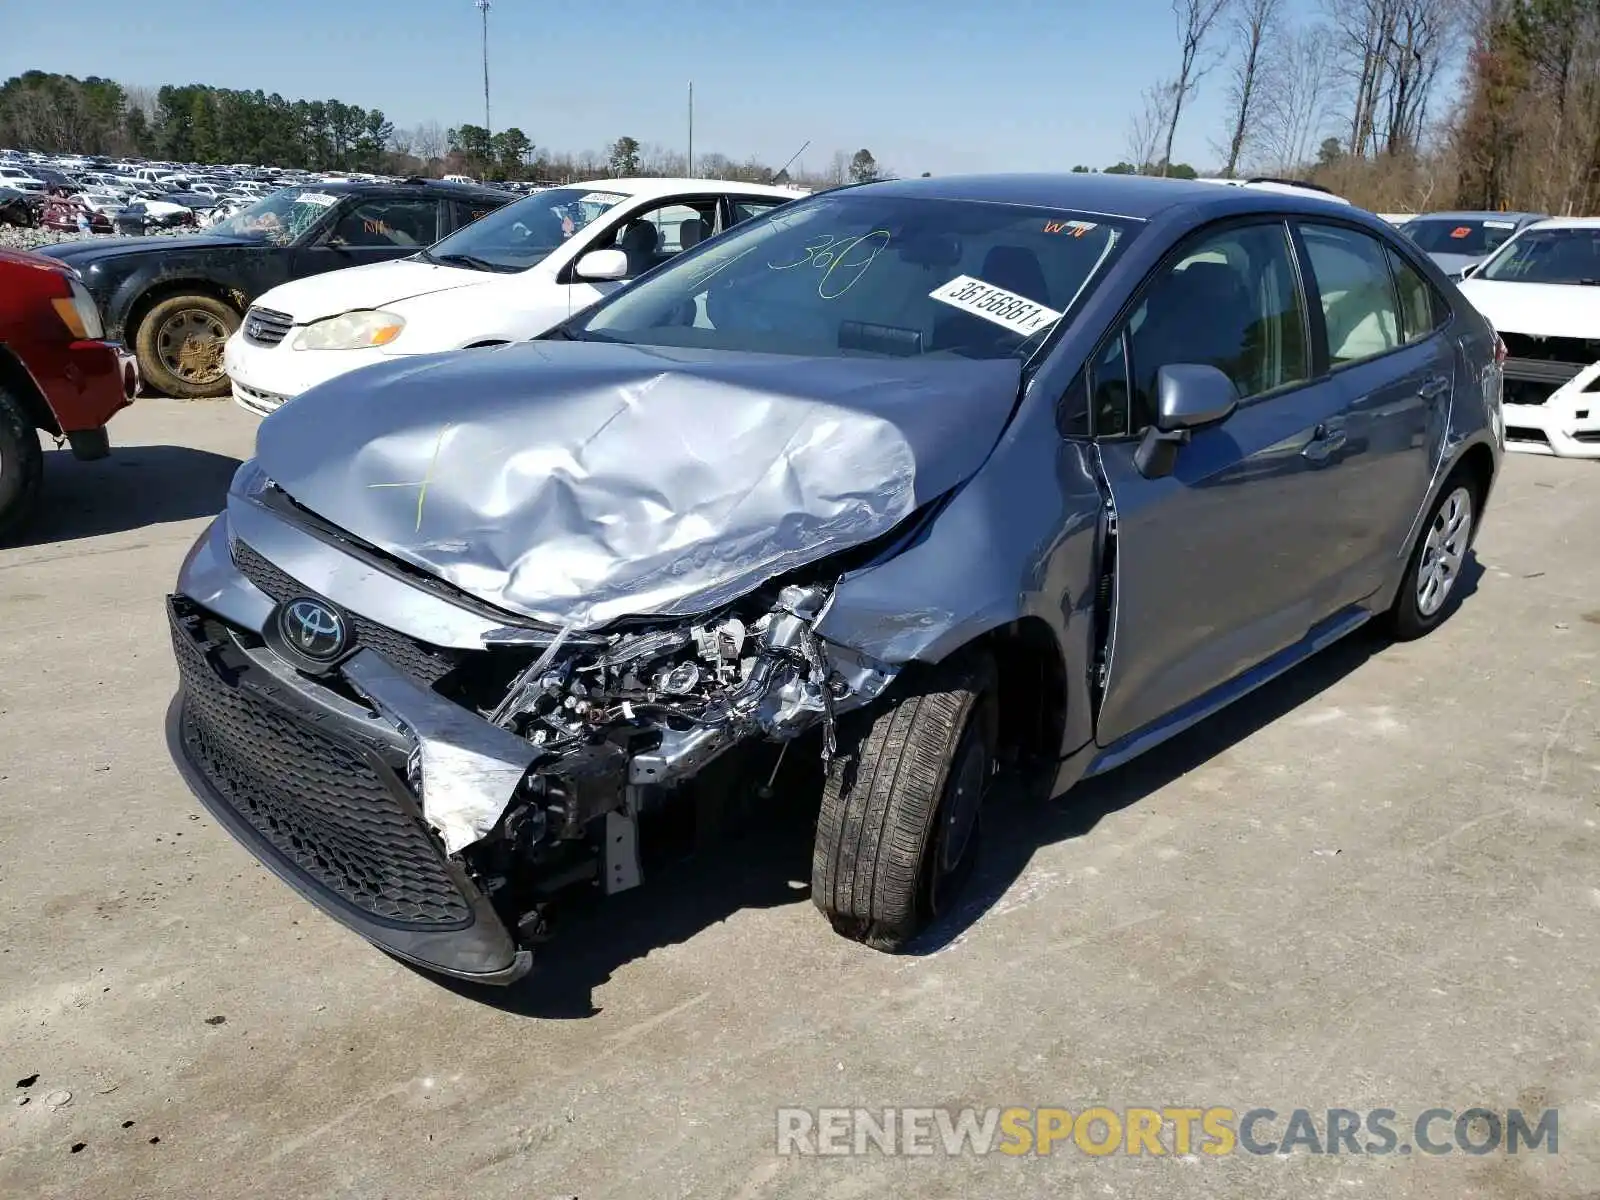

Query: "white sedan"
left=1458, top=217, right=1600, bottom=458
left=225, top=177, right=802, bottom=416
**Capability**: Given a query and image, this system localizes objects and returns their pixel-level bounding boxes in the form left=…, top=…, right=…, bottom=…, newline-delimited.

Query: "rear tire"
left=812, top=651, right=997, bottom=951
left=135, top=294, right=238, bottom=399
left=0, top=384, right=44, bottom=541
left=1388, top=471, right=1478, bottom=640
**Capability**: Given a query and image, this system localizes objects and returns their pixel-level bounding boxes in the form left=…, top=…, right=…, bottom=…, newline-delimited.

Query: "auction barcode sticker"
left=930, top=275, right=1063, bottom=337
left=297, top=191, right=339, bottom=207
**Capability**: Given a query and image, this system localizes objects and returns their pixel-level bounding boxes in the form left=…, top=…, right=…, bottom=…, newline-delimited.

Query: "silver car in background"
left=165, top=174, right=1501, bottom=984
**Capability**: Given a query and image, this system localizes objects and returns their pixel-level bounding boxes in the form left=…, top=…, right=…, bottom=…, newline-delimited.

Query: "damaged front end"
left=165, top=496, right=904, bottom=987
left=165, top=342, right=1022, bottom=983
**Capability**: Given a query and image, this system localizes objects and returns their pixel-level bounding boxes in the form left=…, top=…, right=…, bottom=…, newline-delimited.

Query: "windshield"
left=209, top=187, right=343, bottom=245
left=1477, top=227, right=1600, bottom=284
left=423, top=186, right=629, bottom=272
left=574, top=193, right=1137, bottom=360
left=1405, top=217, right=1522, bottom=257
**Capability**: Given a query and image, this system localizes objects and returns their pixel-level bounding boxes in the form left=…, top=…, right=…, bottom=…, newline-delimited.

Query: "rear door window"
left=1386, top=248, right=1445, bottom=344
left=1299, top=223, right=1402, bottom=366
left=730, top=197, right=788, bottom=225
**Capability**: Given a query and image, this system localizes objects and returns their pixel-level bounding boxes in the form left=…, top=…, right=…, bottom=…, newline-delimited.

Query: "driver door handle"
left=1418, top=376, right=1450, bottom=400
left=1303, top=423, right=1348, bottom=463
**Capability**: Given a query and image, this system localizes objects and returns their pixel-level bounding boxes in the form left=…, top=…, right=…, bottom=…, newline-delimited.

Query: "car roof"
left=1408, top=210, right=1545, bottom=222
left=312, top=178, right=516, bottom=201
left=1521, top=216, right=1600, bottom=231
left=552, top=177, right=805, bottom=200
left=563, top=178, right=806, bottom=200
left=838, top=172, right=1363, bottom=221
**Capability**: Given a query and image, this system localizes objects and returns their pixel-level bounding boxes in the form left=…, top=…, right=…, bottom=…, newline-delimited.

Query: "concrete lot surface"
left=1, top=398, right=1597, bottom=1199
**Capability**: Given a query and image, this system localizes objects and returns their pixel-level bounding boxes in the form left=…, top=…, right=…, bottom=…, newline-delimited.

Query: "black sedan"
left=43, top=179, right=513, bottom=397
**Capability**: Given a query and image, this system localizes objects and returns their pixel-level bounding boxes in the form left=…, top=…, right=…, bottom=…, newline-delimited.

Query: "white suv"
left=225, top=178, right=801, bottom=416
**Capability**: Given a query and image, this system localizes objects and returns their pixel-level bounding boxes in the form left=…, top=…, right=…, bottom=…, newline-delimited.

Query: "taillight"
left=1494, top=334, right=1508, bottom=366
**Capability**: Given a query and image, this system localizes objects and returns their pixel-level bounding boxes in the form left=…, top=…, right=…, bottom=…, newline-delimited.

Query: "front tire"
left=812, top=651, right=997, bottom=951
left=0, top=384, right=44, bottom=541
left=135, top=294, right=238, bottom=399
left=1389, top=474, right=1477, bottom=640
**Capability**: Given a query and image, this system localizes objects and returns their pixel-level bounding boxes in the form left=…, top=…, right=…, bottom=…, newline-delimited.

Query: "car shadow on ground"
left=433, top=555, right=1484, bottom=1017
left=7, top=444, right=241, bottom=547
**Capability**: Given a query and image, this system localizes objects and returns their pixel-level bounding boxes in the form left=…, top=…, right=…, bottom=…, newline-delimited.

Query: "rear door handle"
left=1418, top=376, right=1450, bottom=400
left=1302, top=423, right=1348, bottom=463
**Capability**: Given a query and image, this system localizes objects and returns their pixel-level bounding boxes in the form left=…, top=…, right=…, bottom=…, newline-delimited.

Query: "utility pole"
left=687, top=81, right=694, bottom=177
left=476, top=0, right=492, bottom=136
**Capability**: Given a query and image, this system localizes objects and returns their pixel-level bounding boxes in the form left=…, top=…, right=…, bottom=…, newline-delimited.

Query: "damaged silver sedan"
left=165, top=174, right=1502, bottom=984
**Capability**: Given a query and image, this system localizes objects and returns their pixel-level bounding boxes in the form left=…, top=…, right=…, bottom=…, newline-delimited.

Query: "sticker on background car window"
left=1483, top=220, right=1517, bottom=229
left=297, top=191, right=339, bottom=207
left=578, top=192, right=627, bottom=205
left=929, top=275, right=1063, bottom=337
left=1450, top=226, right=1473, bottom=239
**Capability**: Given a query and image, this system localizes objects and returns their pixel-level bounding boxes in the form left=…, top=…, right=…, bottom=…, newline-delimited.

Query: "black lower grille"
left=1499, top=332, right=1600, bottom=367
left=231, top=538, right=463, bottom=687
left=170, top=601, right=471, bottom=927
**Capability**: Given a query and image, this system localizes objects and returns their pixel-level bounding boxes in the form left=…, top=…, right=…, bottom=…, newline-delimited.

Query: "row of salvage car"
left=152, top=172, right=1511, bottom=985
left=1385, top=210, right=1600, bottom=458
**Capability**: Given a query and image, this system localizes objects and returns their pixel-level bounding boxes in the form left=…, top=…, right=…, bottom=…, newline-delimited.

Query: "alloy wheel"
left=1417, top=485, right=1472, bottom=618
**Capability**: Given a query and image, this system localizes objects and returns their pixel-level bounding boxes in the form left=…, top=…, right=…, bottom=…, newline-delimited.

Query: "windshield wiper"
left=433, top=252, right=514, bottom=273
left=411, top=246, right=438, bottom=265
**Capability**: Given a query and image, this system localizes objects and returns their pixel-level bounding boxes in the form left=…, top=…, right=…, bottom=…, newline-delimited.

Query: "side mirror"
left=574, top=248, right=629, bottom=281
left=1155, top=363, right=1239, bottom=432
left=1135, top=363, right=1239, bottom=479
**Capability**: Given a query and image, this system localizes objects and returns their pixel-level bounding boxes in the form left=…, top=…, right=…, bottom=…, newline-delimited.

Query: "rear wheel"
left=135, top=294, right=238, bottom=399
left=1388, top=474, right=1477, bottom=640
left=0, top=384, right=44, bottom=541
left=812, top=651, right=997, bottom=951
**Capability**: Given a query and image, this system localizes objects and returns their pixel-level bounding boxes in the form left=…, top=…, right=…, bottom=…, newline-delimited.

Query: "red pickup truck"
left=0, top=247, right=138, bottom=537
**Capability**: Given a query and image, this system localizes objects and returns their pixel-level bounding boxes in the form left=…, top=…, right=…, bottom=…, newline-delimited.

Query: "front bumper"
left=164, top=595, right=531, bottom=984
left=35, top=338, right=136, bottom=440
left=1501, top=359, right=1600, bottom=459
left=225, top=332, right=392, bottom=417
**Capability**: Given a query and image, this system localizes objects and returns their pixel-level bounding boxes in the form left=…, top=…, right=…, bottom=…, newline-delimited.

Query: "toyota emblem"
left=278, top=597, right=350, bottom=662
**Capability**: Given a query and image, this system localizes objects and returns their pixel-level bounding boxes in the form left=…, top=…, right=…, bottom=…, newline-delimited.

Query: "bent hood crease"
left=254, top=340, right=1022, bottom=628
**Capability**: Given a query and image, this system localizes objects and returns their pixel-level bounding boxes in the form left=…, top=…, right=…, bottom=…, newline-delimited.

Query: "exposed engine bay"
left=351, top=575, right=897, bottom=934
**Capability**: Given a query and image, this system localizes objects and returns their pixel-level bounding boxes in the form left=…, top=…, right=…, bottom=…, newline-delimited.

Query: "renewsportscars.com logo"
left=775, top=1106, right=1559, bottom=1157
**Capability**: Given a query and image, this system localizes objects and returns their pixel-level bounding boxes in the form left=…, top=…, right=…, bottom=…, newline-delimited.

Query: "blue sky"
left=5, top=0, right=1280, bottom=174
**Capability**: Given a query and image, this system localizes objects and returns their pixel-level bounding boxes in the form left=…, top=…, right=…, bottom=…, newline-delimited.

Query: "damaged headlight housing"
left=292, top=309, right=405, bottom=351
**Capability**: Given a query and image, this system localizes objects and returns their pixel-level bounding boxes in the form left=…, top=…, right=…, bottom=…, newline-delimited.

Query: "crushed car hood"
left=255, top=340, right=1022, bottom=629
left=257, top=257, right=487, bottom=322
left=1459, top=279, right=1600, bottom=338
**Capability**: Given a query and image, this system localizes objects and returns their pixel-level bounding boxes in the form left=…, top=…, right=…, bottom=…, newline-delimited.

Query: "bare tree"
left=825, top=149, right=851, bottom=187
left=1160, top=0, right=1232, bottom=175
left=124, top=84, right=158, bottom=119
left=1127, top=82, right=1177, bottom=172
left=1253, top=25, right=1337, bottom=174
left=1219, top=0, right=1283, bottom=175
left=411, top=120, right=447, bottom=163
left=1322, top=0, right=1461, bottom=158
